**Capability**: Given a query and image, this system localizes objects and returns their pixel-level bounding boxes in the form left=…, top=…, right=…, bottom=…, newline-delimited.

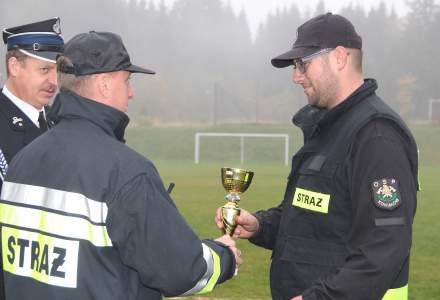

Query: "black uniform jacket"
left=0, top=90, right=235, bottom=299
left=250, top=79, right=418, bottom=300
left=0, top=89, right=47, bottom=300
left=0, top=90, right=46, bottom=188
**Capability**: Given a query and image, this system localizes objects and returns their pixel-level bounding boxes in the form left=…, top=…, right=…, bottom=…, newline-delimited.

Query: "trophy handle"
left=222, top=202, right=241, bottom=236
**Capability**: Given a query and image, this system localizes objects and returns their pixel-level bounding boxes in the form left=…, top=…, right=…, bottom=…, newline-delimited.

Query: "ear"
left=333, top=46, right=349, bottom=71
left=7, top=56, right=22, bottom=77
left=97, top=73, right=112, bottom=99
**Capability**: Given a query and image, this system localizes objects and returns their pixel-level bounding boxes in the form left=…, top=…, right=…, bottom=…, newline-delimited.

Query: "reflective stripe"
left=197, top=247, right=221, bottom=295
left=1, top=181, right=108, bottom=224
left=181, top=243, right=214, bottom=296
left=382, top=285, right=408, bottom=300
left=0, top=203, right=112, bottom=247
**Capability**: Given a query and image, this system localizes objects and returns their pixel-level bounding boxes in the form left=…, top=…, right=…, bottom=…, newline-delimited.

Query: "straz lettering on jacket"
left=292, top=187, right=330, bottom=213
left=2, top=226, right=79, bottom=288
left=0, top=181, right=113, bottom=288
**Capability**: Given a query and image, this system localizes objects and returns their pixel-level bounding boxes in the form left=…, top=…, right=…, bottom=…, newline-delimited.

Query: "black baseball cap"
left=3, top=17, right=64, bottom=63
left=60, top=31, right=155, bottom=76
left=271, top=12, right=362, bottom=68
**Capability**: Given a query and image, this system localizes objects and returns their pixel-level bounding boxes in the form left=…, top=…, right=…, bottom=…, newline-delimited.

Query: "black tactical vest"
left=270, top=89, right=418, bottom=299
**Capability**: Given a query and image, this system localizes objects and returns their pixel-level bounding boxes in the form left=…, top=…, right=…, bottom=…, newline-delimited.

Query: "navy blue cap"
left=271, top=13, right=362, bottom=68
left=3, top=17, right=64, bottom=63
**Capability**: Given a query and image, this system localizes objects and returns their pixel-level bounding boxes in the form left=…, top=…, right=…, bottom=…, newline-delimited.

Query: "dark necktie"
left=38, top=111, right=48, bottom=131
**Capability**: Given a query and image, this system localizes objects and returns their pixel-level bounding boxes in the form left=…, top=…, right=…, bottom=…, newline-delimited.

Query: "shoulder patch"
left=371, top=178, right=401, bottom=210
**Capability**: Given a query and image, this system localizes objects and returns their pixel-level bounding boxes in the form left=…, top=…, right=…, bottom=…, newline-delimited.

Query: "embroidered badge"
left=371, top=178, right=401, bottom=210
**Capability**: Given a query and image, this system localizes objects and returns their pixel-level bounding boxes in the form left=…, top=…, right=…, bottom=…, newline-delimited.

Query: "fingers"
left=230, top=246, right=243, bottom=267
left=215, top=207, right=260, bottom=239
left=234, top=209, right=250, bottom=227
left=215, top=207, right=247, bottom=229
left=214, top=235, right=243, bottom=267
left=228, top=213, right=259, bottom=239
left=232, top=226, right=241, bottom=239
left=214, top=207, right=224, bottom=230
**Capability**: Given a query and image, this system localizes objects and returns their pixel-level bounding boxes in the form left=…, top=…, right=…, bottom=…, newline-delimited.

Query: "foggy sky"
left=148, top=0, right=411, bottom=38
left=0, top=0, right=437, bottom=122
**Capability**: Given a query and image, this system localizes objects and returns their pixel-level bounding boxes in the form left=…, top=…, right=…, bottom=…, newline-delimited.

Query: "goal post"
left=194, top=132, right=290, bottom=165
left=428, top=99, right=440, bottom=123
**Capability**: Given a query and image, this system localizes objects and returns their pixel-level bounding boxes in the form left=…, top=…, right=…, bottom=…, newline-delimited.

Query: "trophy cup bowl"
left=221, top=167, right=254, bottom=236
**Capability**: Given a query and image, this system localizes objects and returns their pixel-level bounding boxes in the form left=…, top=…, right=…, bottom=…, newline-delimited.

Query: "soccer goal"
left=194, top=132, right=290, bottom=165
left=428, top=99, right=440, bottom=123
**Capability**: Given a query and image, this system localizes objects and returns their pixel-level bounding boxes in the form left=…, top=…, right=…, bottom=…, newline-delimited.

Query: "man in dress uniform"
left=0, top=17, right=63, bottom=300
left=0, top=18, right=64, bottom=188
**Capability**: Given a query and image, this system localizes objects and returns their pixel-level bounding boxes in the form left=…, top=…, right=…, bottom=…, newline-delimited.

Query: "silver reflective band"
left=1, top=181, right=108, bottom=223
left=0, top=203, right=112, bottom=247
left=181, top=243, right=214, bottom=296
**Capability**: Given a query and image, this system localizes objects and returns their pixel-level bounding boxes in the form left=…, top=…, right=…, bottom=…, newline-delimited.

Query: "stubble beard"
left=307, top=64, right=339, bottom=109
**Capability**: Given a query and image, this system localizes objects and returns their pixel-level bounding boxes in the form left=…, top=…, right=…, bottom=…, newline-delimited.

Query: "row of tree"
left=1, top=0, right=439, bottom=123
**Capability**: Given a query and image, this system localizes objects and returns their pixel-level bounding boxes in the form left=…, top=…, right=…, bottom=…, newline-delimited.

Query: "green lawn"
left=410, top=165, right=440, bottom=300
left=158, top=161, right=280, bottom=299
left=126, top=123, right=440, bottom=299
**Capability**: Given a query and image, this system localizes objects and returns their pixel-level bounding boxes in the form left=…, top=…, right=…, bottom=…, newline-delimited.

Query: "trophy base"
left=222, top=202, right=240, bottom=236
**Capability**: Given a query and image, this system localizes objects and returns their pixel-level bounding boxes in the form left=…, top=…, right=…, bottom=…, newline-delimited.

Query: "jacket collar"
left=293, top=79, right=378, bottom=139
left=47, top=89, right=129, bottom=142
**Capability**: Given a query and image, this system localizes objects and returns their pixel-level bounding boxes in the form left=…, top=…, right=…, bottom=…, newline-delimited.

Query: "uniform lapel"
left=0, top=91, right=44, bottom=149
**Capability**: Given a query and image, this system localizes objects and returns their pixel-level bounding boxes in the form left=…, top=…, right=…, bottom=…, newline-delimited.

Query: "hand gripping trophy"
left=221, top=167, right=254, bottom=236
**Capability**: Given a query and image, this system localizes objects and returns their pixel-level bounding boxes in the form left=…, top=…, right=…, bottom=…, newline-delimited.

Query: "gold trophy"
left=221, top=167, right=254, bottom=236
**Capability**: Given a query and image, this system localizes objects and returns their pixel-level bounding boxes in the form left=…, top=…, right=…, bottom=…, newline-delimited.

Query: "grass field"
left=126, top=123, right=440, bottom=300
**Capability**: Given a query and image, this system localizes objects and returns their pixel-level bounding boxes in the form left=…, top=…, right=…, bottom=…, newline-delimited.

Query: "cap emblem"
left=52, top=19, right=61, bottom=35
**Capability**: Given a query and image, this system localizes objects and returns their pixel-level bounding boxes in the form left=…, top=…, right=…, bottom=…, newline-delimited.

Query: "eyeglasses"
left=293, top=48, right=333, bottom=74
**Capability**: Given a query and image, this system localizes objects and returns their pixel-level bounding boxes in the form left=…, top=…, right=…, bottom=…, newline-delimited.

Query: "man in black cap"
left=0, top=17, right=64, bottom=188
left=0, top=31, right=241, bottom=300
left=216, top=13, right=418, bottom=300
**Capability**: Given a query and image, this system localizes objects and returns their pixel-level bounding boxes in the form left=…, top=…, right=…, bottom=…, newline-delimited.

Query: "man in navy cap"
left=0, top=17, right=64, bottom=188
left=0, top=17, right=63, bottom=300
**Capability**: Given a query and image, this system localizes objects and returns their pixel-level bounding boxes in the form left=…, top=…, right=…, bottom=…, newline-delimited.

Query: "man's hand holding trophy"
left=214, top=167, right=261, bottom=275
left=220, top=167, right=254, bottom=236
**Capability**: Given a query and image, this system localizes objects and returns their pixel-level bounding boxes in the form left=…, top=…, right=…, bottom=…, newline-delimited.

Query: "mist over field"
left=1, top=0, right=440, bottom=124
